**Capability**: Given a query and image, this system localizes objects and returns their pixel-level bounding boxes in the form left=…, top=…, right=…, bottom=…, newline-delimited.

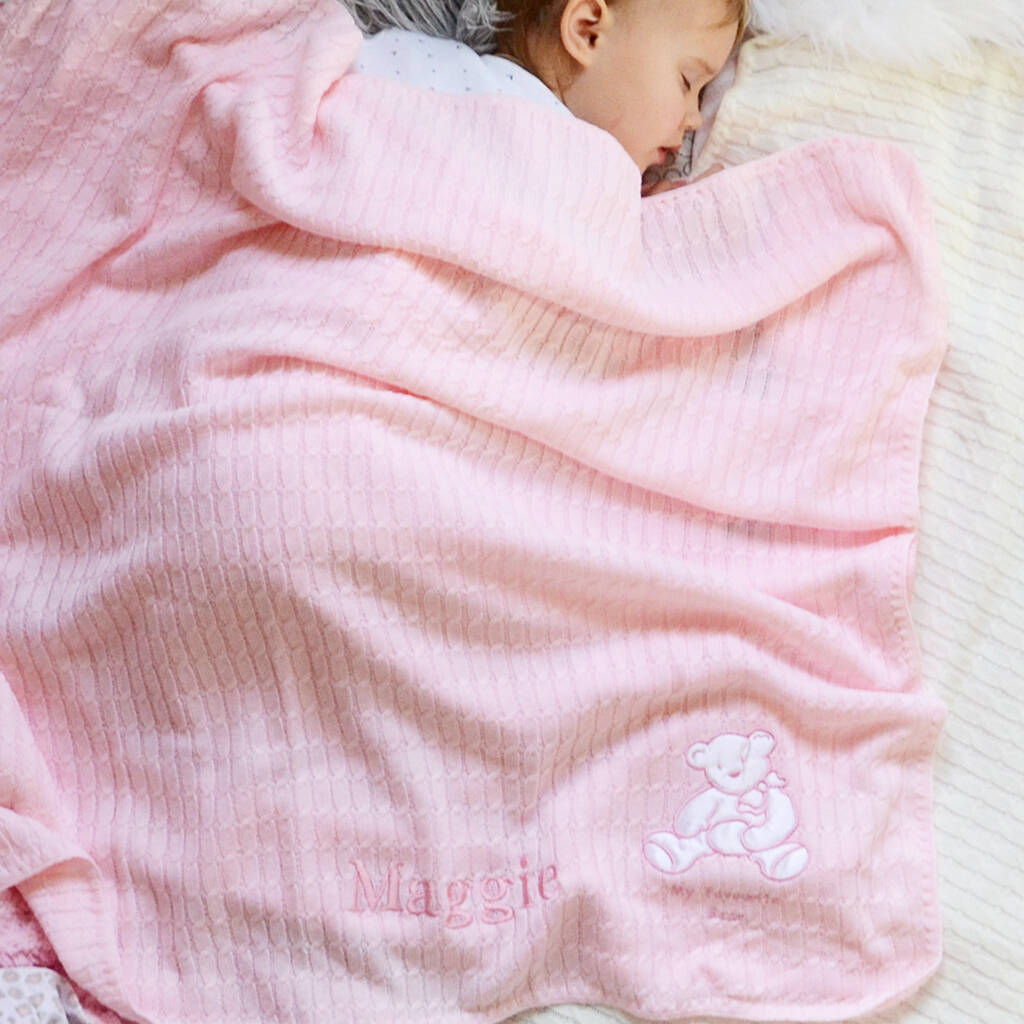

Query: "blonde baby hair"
left=493, top=0, right=751, bottom=70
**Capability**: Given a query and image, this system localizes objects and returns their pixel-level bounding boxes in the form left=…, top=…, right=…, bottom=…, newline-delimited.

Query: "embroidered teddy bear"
left=644, top=729, right=809, bottom=882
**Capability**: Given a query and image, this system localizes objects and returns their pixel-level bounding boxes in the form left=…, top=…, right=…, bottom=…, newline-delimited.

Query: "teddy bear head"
left=686, top=730, right=776, bottom=795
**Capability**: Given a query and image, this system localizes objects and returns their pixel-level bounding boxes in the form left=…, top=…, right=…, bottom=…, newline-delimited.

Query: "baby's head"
left=493, top=0, right=749, bottom=172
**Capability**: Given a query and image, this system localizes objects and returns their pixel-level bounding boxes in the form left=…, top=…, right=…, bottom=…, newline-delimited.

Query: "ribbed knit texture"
left=0, top=2, right=948, bottom=1023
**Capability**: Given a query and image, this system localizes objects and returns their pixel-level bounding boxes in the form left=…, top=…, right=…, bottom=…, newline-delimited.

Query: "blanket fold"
left=0, top=2, right=947, bottom=1023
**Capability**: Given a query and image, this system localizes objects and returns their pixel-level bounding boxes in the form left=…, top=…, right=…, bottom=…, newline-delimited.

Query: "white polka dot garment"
left=351, top=26, right=573, bottom=116
left=0, top=968, right=90, bottom=1024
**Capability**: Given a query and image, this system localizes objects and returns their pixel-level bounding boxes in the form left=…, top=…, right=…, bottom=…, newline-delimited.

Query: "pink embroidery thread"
left=350, top=856, right=562, bottom=927
left=644, top=730, right=809, bottom=882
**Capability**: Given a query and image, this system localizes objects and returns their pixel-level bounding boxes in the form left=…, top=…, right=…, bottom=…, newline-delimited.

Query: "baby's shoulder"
left=353, top=27, right=487, bottom=85
left=356, top=27, right=476, bottom=64
left=351, top=27, right=570, bottom=118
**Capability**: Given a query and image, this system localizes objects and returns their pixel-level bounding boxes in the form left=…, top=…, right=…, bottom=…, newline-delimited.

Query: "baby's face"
left=550, top=0, right=739, bottom=172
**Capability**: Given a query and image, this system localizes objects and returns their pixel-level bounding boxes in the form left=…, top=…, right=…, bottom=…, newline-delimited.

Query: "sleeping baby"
left=350, top=0, right=749, bottom=196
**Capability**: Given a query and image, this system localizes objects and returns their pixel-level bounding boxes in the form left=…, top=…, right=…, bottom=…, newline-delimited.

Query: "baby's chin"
left=637, top=147, right=670, bottom=174
left=634, top=151, right=655, bottom=173
left=617, top=139, right=668, bottom=177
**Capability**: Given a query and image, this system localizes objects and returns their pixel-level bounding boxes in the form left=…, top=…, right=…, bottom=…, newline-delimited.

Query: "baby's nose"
left=681, top=107, right=702, bottom=135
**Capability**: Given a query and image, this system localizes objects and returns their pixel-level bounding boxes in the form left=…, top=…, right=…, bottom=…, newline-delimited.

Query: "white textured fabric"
left=352, top=27, right=572, bottom=116
left=0, top=968, right=90, bottom=1024
left=533, top=35, right=1024, bottom=1024
left=748, top=0, right=1024, bottom=63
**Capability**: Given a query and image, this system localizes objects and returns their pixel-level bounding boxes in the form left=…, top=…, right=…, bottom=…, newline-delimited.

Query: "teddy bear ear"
left=749, top=730, right=776, bottom=754
left=686, top=742, right=710, bottom=769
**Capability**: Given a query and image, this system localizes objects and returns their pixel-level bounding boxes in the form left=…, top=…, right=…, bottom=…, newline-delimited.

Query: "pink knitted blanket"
left=0, top=1, right=948, bottom=1022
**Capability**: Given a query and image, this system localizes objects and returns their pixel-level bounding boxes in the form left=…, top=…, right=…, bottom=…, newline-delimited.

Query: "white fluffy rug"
left=749, top=0, right=1024, bottom=63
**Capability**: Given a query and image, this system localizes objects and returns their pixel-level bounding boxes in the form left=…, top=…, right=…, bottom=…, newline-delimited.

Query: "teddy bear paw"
left=752, top=842, right=809, bottom=881
left=643, top=831, right=709, bottom=874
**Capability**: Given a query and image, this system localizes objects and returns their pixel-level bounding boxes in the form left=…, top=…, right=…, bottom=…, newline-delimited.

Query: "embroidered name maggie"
left=350, top=855, right=562, bottom=928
